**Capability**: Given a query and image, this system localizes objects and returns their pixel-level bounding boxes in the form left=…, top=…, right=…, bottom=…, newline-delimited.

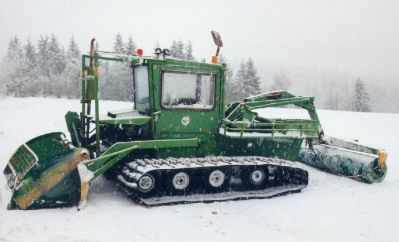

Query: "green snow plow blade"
left=298, top=137, right=387, bottom=183
left=3, top=132, right=89, bottom=209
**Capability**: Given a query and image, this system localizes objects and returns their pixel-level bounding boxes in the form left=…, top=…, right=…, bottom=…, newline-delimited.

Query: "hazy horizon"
left=1, top=0, right=398, bottom=81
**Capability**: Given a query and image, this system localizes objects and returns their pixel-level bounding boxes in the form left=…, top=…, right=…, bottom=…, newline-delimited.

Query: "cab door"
left=151, top=61, right=222, bottom=138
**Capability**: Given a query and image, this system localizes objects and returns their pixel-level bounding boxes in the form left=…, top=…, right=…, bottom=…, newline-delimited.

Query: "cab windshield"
left=133, top=66, right=149, bottom=113
left=161, top=71, right=215, bottom=110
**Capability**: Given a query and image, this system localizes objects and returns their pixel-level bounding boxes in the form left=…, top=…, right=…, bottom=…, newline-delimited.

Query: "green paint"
left=4, top=133, right=83, bottom=209
left=298, top=145, right=387, bottom=183
left=86, top=138, right=199, bottom=178
left=98, top=109, right=151, bottom=125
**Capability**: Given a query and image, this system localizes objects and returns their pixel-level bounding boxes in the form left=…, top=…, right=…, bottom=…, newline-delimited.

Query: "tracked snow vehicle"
left=2, top=32, right=387, bottom=209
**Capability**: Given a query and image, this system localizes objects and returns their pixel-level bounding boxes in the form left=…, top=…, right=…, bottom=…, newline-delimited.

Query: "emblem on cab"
left=181, top=116, right=190, bottom=126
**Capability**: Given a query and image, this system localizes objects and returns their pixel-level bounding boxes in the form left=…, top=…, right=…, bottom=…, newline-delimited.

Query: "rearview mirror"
left=211, top=31, right=223, bottom=47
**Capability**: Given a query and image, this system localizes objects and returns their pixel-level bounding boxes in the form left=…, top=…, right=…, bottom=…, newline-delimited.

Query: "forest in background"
left=0, top=33, right=396, bottom=113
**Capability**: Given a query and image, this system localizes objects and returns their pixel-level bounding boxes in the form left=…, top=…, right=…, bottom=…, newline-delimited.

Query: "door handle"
left=153, top=111, right=161, bottom=121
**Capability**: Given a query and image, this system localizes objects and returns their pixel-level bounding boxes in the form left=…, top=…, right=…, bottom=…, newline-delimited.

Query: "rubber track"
left=116, top=156, right=308, bottom=205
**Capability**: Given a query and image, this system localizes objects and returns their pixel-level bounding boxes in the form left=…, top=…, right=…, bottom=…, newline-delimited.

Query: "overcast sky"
left=1, top=0, right=398, bottom=79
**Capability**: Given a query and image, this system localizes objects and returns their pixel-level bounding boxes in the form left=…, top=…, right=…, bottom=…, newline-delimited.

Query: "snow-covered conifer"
left=352, top=78, right=371, bottom=112
left=244, top=58, right=261, bottom=98
left=125, top=36, right=136, bottom=55
left=185, top=41, right=194, bottom=60
left=114, top=33, right=125, bottom=54
left=170, top=40, right=185, bottom=59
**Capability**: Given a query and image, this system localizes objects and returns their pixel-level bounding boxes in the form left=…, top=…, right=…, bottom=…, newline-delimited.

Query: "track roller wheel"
left=138, top=174, right=155, bottom=193
left=249, top=169, right=266, bottom=185
left=208, top=169, right=227, bottom=189
left=242, top=167, right=268, bottom=188
left=172, top=172, right=190, bottom=190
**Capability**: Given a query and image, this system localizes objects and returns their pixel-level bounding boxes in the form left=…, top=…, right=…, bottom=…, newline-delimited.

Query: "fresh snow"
left=0, top=97, right=398, bottom=242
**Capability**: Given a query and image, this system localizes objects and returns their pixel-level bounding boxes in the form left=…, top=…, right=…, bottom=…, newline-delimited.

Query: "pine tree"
left=176, top=40, right=185, bottom=59
left=103, top=34, right=133, bottom=100
left=231, top=60, right=247, bottom=101
left=271, top=72, right=290, bottom=90
left=219, top=55, right=235, bottom=103
left=48, top=34, right=66, bottom=97
left=96, top=34, right=133, bottom=101
left=48, top=34, right=66, bottom=76
left=24, top=39, right=36, bottom=69
left=114, top=33, right=125, bottom=54
left=170, top=40, right=177, bottom=57
left=125, top=36, right=136, bottom=55
left=21, top=39, right=39, bottom=96
left=64, top=37, right=81, bottom=98
left=36, top=35, right=51, bottom=79
left=66, top=36, right=80, bottom=59
left=185, top=41, right=194, bottom=60
left=244, top=58, right=261, bottom=97
left=4, top=36, right=25, bottom=96
left=352, top=78, right=371, bottom=112
left=101, top=61, right=133, bottom=101
left=6, top=36, right=24, bottom=62
left=170, top=40, right=185, bottom=59
left=32, top=34, right=66, bottom=97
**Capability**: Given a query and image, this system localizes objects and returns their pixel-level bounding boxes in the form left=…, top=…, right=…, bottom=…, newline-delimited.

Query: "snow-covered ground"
left=0, top=97, right=398, bottom=242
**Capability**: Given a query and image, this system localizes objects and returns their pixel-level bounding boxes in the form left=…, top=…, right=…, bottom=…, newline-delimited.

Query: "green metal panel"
left=217, top=134, right=303, bottom=161
left=98, top=111, right=151, bottom=125
left=152, top=132, right=302, bottom=161
left=149, top=60, right=223, bottom=137
left=4, top=132, right=87, bottom=209
left=85, top=138, right=200, bottom=178
left=154, top=133, right=217, bottom=158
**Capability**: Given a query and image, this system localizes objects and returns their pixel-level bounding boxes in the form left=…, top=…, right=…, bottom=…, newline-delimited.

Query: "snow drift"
left=0, top=97, right=398, bottom=242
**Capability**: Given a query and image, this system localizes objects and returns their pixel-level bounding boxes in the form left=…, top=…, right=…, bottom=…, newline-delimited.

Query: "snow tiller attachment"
left=298, top=137, right=387, bottom=183
left=2, top=32, right=387, bottom=210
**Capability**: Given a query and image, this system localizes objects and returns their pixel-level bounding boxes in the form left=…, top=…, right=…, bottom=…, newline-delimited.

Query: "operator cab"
left=132, top=58, right=225, bottom=139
